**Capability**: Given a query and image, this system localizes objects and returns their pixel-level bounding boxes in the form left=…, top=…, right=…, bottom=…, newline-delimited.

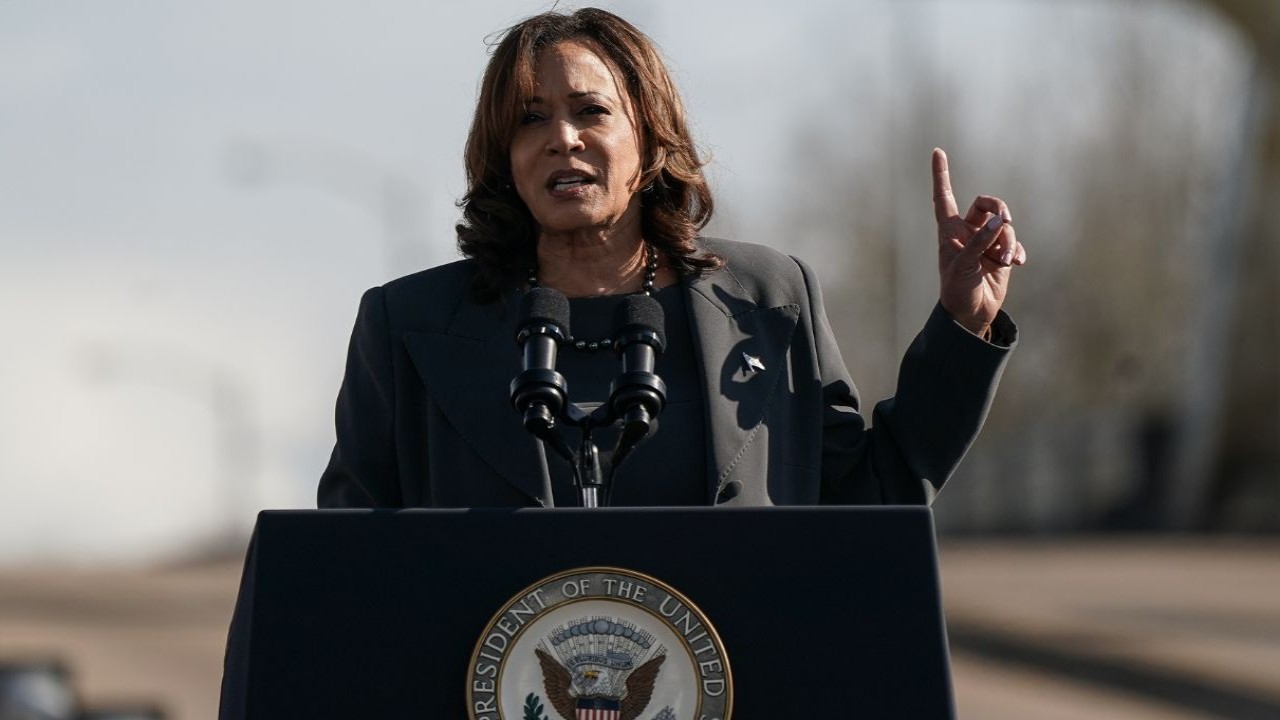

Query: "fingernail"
left=1001, top=248, right=1014, bottom=265
left=1002, top=209, right=1013, bottom=223
left=986, top=215, right=1003, bottom=230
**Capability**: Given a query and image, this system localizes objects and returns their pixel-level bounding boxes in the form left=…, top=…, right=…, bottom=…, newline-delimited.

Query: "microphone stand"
left=525, top=400, right=634, bottom=509
left=518, top=399, right=608, bottom=508
left=555, top=404, right=607, bottom=509
left=574, top=413, right=606, bottom=508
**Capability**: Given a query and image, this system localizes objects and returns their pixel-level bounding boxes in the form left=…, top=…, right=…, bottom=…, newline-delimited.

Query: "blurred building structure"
left=1184, top=0, right=1280, bottom=531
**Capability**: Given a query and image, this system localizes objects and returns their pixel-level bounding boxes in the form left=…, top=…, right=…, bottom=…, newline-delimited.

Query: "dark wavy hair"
left=456, top=7, right=721, bottom=303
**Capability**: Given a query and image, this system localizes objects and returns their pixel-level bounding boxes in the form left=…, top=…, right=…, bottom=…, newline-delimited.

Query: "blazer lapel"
left=401, top=290, right=550, bottom=504
left=684, top=266, right=800, bottom=503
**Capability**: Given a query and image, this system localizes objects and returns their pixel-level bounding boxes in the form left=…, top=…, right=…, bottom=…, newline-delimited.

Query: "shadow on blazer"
left=318, top=238, right=1016, bottom=509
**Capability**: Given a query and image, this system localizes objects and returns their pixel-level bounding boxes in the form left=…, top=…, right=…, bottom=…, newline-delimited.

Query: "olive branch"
left=523, top=692, right=549, bottom=720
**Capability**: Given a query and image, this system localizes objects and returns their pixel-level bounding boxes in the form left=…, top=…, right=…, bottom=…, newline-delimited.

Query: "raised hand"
left=931, top=148, right=1026, bottom=338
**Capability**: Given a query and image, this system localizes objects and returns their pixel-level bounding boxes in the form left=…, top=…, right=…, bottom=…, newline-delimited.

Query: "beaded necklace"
left=527, top=243, right=659, bottom=352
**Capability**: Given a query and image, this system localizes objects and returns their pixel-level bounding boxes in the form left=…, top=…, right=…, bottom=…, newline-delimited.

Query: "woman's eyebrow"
left=528, top=91, right=612, bottom=103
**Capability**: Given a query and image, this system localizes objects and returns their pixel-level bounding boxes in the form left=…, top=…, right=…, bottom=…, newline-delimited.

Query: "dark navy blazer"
left=318, top=238, right=1016, bottom=508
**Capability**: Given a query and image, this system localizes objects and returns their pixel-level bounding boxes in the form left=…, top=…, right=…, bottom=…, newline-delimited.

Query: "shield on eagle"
left=534, top=617, right=666, bottom=720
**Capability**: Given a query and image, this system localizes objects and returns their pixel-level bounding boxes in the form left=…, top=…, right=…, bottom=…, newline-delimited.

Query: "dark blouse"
left=550, top=285, right=706, bottom=506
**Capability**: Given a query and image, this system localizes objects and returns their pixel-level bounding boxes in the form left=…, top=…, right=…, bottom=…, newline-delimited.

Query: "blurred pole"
left=1168, top=55, right=1267, bottom=528
left=889, top=0, right=943, bottom=353
left=888, top=0, right=907, bottom=355
left=223, top=138, right=429, bottom=278
left=81, top=343, right=260, bottom=550
left=1172, top=1, right=1280, bottom=529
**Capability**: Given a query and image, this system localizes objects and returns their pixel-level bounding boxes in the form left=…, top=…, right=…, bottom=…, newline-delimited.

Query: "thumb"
left=961, top=213, right=1007, bottom=261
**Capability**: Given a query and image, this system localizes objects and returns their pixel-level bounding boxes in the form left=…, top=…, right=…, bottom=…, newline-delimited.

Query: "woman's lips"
left=547, top=174, right=593, bottom=198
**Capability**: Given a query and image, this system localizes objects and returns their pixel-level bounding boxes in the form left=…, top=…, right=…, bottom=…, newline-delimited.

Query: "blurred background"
left=1, top=0, right=1276, bottom=717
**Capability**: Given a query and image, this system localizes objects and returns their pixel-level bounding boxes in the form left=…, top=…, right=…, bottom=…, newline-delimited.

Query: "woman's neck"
left=535, top=224, right=651, bottom=298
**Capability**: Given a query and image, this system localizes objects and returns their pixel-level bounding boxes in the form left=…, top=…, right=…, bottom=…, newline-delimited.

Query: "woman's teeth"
left=552, top=177, right=587, bottom=190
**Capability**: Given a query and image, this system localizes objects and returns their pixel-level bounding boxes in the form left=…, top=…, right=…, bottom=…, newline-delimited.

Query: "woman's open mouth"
left=546, top=170, right=595, bottom=197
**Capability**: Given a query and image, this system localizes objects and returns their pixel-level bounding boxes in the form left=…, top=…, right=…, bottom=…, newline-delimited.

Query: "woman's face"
left=509, top=41, right=643, bottom=238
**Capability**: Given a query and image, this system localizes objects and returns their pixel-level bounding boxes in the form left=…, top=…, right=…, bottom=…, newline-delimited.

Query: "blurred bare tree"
left=776, top=0, right=1275, bottom=532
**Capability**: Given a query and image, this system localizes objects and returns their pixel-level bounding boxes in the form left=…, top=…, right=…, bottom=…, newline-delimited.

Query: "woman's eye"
left=580, top=105, right=607, bottom=116
left=520, top=112, right=544, bottom=125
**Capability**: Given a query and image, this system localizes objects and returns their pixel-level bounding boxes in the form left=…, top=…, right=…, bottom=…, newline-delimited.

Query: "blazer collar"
left=401, top=257, right=798, bottom=506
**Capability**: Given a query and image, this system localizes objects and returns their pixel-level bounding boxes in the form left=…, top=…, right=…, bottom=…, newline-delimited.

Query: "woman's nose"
left=547, top=119, right=585, bottom=154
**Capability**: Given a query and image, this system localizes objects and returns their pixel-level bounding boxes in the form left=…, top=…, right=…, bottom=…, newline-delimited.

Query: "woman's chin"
left=535, top=212, right=626, bottom=238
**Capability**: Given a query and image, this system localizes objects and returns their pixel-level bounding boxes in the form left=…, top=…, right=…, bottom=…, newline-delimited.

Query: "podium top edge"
left=257, top=506, right=934, bottom=517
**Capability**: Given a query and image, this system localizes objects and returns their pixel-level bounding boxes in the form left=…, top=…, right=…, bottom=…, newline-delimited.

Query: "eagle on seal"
left=535, top=648, right=665, bottom=720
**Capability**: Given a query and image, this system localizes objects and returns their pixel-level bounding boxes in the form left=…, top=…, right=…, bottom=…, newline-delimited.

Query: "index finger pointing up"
left=932, top=147, right=959, bottom=223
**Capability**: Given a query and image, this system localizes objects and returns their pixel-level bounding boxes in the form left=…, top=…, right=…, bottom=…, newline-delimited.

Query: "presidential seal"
left=467, top=567, right=732, bottom=720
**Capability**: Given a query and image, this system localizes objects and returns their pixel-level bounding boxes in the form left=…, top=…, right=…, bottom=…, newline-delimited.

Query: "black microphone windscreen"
left=615, top=294, right=665, bottom=346
left=519, top=287, right=570, bottom=329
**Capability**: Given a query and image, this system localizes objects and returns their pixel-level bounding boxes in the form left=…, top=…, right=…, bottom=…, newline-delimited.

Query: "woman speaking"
left=317, top=7, right=1025, bottom=509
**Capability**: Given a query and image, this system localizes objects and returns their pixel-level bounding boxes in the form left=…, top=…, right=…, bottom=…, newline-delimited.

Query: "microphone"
left=608, top=295, right=667, bottom=455
left=510, top=288, right=570, bottom=436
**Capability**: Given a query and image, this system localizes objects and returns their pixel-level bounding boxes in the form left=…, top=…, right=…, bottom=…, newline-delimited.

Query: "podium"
left=220, top=507, right=955, bottom=718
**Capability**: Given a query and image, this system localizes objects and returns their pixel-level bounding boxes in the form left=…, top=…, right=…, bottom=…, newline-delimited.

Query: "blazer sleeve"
left=799, top=257, right=1017, bottom=504
left=317, top=286, right=404, bottom=508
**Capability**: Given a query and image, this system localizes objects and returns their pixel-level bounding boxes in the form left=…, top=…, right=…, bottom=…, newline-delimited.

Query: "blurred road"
left=942, top=539, right=1280, bottom=719
left=1, top=537, right=1276, bottom=719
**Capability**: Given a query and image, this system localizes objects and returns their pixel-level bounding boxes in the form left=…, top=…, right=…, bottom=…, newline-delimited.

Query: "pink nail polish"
left=1000, top=249, right=1014, bottom=265
left=986, top=215, right=1003, bottom=230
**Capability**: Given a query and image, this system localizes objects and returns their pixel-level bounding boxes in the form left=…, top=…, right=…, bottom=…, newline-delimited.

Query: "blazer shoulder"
left=375, top=258, right=479, bottom=331
left=697, top=236, right=810, bottom=307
